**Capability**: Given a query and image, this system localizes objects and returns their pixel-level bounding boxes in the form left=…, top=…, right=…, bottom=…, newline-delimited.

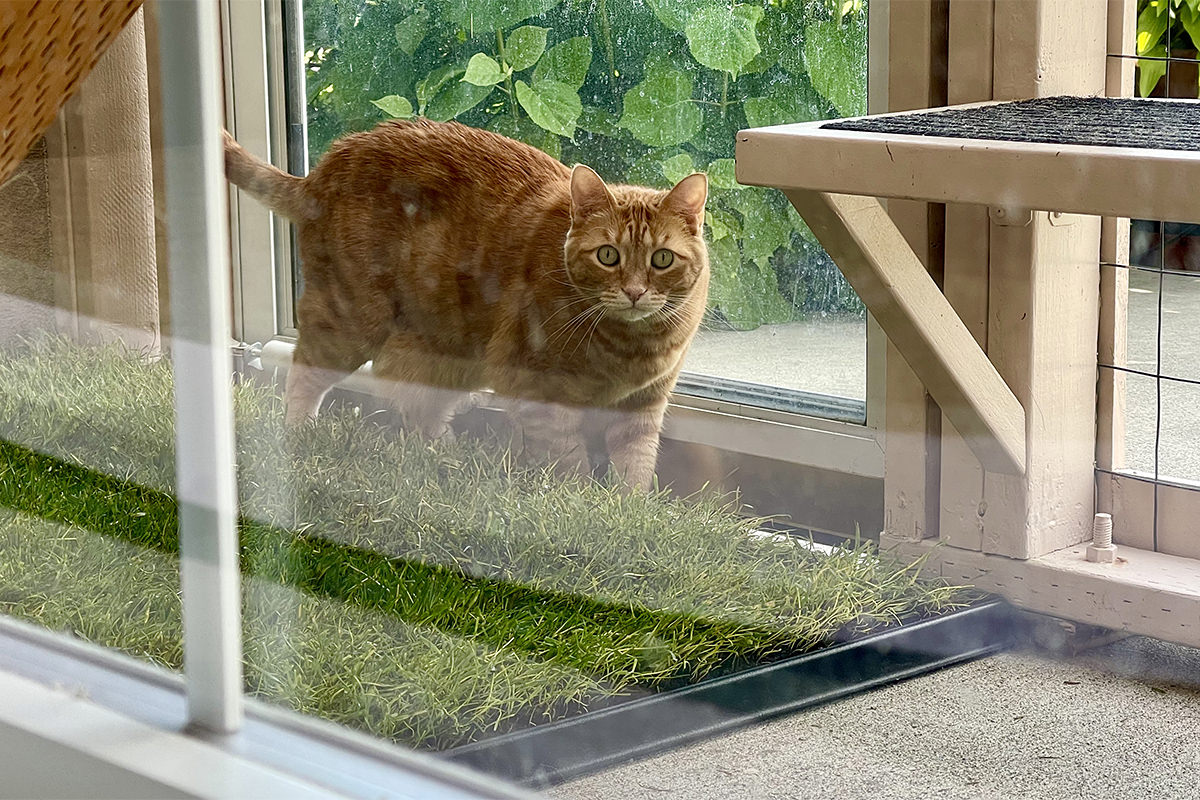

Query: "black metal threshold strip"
left=445, top=600, right=1023, bottom=788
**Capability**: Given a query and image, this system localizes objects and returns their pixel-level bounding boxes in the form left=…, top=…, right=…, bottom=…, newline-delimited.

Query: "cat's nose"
left=623, top=287, right=647, bottom=304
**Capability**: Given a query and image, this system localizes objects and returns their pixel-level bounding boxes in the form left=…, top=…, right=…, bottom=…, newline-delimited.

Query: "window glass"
left=212, top=0, right=989, bottom=775
left=14, top=4, right=1200, bottom=800
left=0, top=19, right=183, bottom=673
left=301, top=0, right=868, bottom=411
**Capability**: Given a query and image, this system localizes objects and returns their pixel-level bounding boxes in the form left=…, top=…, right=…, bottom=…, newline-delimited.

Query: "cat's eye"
left=596, top=245, right=620, bottom=266
left=651, top=249, right=675, bottom=269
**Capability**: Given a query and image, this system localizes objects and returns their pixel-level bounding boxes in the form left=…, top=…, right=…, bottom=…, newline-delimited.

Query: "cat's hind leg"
left=372, top=335, right=483, bottom=440
left=285, top=339, right=365, bottom=425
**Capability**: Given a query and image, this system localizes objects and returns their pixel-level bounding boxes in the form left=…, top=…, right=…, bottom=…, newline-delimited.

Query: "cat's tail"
left=222, top=130, right=316, bottom=220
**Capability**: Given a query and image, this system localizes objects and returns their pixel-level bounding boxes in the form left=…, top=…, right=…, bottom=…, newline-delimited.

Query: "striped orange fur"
left=224, top=119, right=708, bottom=490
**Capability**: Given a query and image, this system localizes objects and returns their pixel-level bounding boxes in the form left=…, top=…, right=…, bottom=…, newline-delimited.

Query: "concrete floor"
left=552, top=636, right=1200, bottom=800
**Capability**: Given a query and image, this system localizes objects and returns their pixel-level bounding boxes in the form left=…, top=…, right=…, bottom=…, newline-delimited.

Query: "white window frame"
left=223, top=0, right=891, bottom=487
left=0, top=616, right=538, bottom=800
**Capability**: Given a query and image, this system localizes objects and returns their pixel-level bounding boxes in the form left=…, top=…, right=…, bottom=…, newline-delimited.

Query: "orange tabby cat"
left=223, top=119, right=708, bottom=490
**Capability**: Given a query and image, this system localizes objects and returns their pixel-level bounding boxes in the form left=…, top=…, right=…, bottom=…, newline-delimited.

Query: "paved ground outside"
left=684, top=268, right=1200, bottom=482
left=685, top=316, right=867, bottom=402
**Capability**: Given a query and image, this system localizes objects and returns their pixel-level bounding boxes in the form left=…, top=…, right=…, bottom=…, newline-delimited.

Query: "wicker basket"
left=0, top=0, right=142, bottom=186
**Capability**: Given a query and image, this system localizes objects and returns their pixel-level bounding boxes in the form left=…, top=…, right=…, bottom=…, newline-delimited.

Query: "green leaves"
left=439, top=0, right=562, bottom=32
left=743, top=90, right=825, bottom=129
left=370, top=95, right=414, bottom=118
left=733, top=187, right=792, bottom=262
left=1180, top=0, right=1200, bottom=51
left=1137, top=0, right=1170, bottom=55
left=645, top=0, right=709, bottom=33
left=419, top=65, right=495, bottom=121
left=505, top=26, right=549, bottom=70
left=426, top=82, right=493, bottom=124
left=577, top=105, right=623, bottom=138
left=803, top=17, right=868, bottom=116
left=704, top=185, right=800, bottom=328
left=619, top=64, right=702, bottom=147
left=705, top=204, right=739, bottom=241
left=516, top=79, right=582, bottom=138
left=533, top=37, right=592, bottom=89
left=707, top=237, right=793, bottom=330
left=1134, top=0, right=1200, bottom=97
left=685, top=4, right=763, bottom=77
left=743, top=97, right=782, bottom=129
left=394, top=9, right=429, bottom=56
left=308, top=0, right=873, bottom=329
left=660, top=153, right=695, bottom=185
left=706, top=159, right=736, bottom=190
left=463, top=53, right=506, bottom=86
left=489, top=114, right=563, bottom=160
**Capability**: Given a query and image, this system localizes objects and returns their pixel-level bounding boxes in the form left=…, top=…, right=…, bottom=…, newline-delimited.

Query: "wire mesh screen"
left=1100, top=9, right=1200, bottom=553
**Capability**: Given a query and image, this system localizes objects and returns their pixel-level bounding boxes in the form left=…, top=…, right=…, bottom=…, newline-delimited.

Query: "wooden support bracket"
left=783, top=189, right=1026, bottom=476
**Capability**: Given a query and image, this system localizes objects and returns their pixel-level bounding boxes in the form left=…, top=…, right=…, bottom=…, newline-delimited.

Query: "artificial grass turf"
left=0, top=339, right=973, bottom=749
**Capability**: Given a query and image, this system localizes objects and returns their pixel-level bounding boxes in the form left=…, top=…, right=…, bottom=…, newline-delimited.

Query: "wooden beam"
left=736, top=119, right=1200, bottom=225
left=784, top=189, right=1025, bottom=476
left=882, top=534, right=1200, bottom=649
left=983, top=0, right=1106, bottom=559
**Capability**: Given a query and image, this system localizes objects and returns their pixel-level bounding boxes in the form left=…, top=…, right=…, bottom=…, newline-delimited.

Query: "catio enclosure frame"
left=739, top=0, right=1200, bottom=647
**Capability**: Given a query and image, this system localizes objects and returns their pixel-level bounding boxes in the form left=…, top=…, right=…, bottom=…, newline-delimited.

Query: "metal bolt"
left=1086, top=513, right=1117, bottom=563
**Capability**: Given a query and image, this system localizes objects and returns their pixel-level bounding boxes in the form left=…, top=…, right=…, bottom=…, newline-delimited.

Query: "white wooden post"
left=1096, top=0, right=1135, bottom=524
left=980, top=0, right=1107, bottom=558
left=784, top=191, right=1026, bottom=476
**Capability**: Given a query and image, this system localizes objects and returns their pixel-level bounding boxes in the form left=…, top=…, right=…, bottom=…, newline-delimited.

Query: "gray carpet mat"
left=823, top=96, right=1200, bottom=152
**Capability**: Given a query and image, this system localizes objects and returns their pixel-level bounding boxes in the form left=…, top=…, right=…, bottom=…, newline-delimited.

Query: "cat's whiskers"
left=544, top=299, right=607, bottom=350
left=567, top=303, right=610, bottom=360
left=543, top=273, right=581, bottom=290
left=540, top=294, right=596, bottom=328
left=654, top=297, right=692, bottom=328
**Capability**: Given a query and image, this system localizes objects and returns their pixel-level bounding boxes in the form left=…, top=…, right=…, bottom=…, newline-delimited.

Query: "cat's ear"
left=570, top=164, right=616, bottom=223
left=663, top=173, right=708, bottom=235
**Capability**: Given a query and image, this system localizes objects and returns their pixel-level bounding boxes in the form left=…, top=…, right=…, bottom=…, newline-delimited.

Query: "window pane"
left=1123, top=263, right=1159, bottom=375
left=300, top=0, right=868, bottom=413
left=210, top=0, right=992, bottom=775
left=0, top=18, right=183, bottom=673
left=1160, top=270, right=1200, bottom=382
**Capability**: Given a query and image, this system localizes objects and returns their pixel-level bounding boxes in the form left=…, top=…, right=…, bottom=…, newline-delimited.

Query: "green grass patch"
left=0, top=338, right=972, bottom=749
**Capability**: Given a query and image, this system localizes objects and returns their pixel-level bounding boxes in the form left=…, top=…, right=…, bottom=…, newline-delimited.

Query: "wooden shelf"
left=737, top=98, right=1200, bottom=224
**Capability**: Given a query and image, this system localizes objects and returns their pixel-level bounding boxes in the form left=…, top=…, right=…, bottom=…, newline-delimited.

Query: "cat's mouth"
left=606, top=303, right=660, bottom=322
